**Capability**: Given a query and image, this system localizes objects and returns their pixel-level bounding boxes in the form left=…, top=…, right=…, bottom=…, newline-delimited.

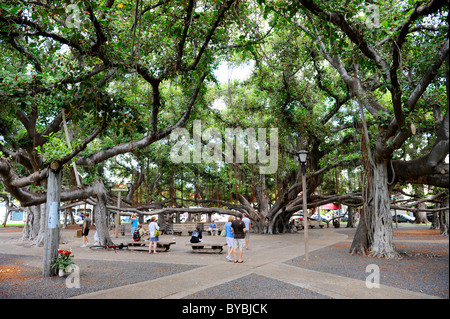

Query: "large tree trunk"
left=441, top=198, right=449, bottom=236
left=22, top=204, right=42, bottom=242
left=349, top=201, right=370, bottom=256
left=93, top=180, right=114, bottom=246
left=350, top=160, right=399, bottom=259
left=33, top=204, right=47, bottom=246
left=414, top=203, right=428, bottom=224
left=346, top=206, right=356, bottom=228
left=43, top=169, right=61, bottom=277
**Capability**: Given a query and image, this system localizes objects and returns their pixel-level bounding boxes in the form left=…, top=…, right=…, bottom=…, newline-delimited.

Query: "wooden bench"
left=172, top=223, right=197, bottom=236
left=127, top=240, right=175, bottom=252
left=295, top=218, right=326, bottom=230
left=201, top=222, right=226, bottom=236
left=186, top=242, right=227, bottom=254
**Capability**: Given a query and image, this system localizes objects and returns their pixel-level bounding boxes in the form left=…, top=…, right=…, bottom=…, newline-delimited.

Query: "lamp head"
left=296, top=150, right=309, bottom=164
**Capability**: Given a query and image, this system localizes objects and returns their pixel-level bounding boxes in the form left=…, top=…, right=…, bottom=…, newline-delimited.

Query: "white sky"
left=214, top=61, right=254, bottom=84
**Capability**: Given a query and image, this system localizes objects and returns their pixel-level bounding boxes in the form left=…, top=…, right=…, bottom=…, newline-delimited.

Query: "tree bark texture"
left=350, top=160, right=399, bottom=259
left=92, top=181, right=114, bottom=246
left=42, top=169, right=61, bottom=277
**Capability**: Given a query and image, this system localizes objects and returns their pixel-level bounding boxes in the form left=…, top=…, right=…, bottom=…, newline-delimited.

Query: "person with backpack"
left=133, top=224, right=147, bottom=242
left=132, top=225, right=141, bottom=241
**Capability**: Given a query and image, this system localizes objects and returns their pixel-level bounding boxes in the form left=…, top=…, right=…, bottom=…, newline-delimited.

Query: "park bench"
left=295, top=218, right=325, bottom=230
left=172, top=223, right=197, bottom=236
left=126, top=240, right=176, bottom=252
left=201, top=222, right=226, bottom=235
left=186, top=242, right=227, bottom=254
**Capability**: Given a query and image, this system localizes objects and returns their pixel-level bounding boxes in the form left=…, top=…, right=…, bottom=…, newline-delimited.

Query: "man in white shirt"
left=241, top=214, right=251, bottom=249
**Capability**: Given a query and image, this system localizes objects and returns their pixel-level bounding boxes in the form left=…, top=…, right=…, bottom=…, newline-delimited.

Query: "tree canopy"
left=0, top=0, right=448, bottom=256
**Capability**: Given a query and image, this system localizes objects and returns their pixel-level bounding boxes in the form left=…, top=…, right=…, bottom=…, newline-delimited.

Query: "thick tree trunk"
left=22, top=205, right=42, bottom=242
left=43, top=169, right=61, bottom=277
left=369, top=161, right=398, bottom=258
left=414, top=203, right=428, bottom=224
left=429, top=208, right=440, bottom=230
left=349, top=202, right=370, bottom=256
left=346, top=206, right=356, bottom=228
left=350, top=160, right=399, bottom=259
left=441, top=198, right=449, bottom=236
left=33, top=204, right=47, bottom=246
left=93, top=181, right=114, bottom=246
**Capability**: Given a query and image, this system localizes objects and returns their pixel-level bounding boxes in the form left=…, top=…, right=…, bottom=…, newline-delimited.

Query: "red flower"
left=64, top=251, right=69, bottom=257
left=58, top=250, right=63, bottom=254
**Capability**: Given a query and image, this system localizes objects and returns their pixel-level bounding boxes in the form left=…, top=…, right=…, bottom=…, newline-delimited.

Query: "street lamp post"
left=108, top=182, right=131, bottom=238
left=296, top=150, right=309, bottom=261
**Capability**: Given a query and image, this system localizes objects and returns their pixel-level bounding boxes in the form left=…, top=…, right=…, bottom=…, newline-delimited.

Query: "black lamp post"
left=296, top=150, right=309, bottom=261
left=296, top=150, right=308, bottom=175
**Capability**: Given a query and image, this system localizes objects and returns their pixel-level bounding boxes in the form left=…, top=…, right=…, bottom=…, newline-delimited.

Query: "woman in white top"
left=148, top=216, right=160, bottom=254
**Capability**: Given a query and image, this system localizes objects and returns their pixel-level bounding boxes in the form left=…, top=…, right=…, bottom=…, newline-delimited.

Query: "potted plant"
left=51, top=249, right=75, bottom=276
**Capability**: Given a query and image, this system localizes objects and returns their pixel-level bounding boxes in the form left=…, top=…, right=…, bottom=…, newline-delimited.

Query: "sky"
left=214, top=61, right=254, bottom=84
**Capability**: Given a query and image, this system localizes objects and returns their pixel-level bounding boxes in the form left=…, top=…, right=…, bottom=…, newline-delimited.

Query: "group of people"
left=189, top=213, right=251, bottom=263
left=80, top=212, right=252, bottom=262
left=131, top=214, right=160, bottom=254
left=80, top=213, right=161, bottom=254
left=224, top=213, right=251, bottom=263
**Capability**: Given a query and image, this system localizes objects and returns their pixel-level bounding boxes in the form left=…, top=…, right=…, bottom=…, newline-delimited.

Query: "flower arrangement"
left=51, top=249, right=75, bottom=272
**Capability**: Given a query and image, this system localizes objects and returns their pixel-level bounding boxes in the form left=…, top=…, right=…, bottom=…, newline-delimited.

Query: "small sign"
left=48, top=202, right=60, bottom=229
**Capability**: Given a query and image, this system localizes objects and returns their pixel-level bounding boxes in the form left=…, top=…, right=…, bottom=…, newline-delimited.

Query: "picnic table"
left=185, top=242, right=227, bottom=254
left=127, top=240, right=176, bottom=252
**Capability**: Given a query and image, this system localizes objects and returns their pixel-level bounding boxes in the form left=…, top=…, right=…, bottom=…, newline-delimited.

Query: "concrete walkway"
left=0, top=226, right=442, bottom=299
left=68, top=228, right=439, bottom=299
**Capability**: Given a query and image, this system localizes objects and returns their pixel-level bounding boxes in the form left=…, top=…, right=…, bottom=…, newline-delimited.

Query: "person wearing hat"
left=231, top=213, right=247, bottom=263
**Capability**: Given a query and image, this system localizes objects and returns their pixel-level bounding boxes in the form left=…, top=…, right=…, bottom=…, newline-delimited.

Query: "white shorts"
left=226, top=237, right=234, bottom=247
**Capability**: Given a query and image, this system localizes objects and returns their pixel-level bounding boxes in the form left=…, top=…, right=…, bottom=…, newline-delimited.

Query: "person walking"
left=231, top=213, right=246, bottom=263
left=225, top=216, right=234, bottom=262
left=81, top=214, right=91, bottom=247
left=148, top=217, right=160, bottom=254
left=242, top=214, right=251, bottom=249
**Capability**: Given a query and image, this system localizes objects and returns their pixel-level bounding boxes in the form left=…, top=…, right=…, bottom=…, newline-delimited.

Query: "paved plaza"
left=0, top=225, right=448, bottom=301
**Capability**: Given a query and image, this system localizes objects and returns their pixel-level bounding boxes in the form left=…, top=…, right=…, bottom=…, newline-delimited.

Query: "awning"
left=320, top=203, right=339, bottom=210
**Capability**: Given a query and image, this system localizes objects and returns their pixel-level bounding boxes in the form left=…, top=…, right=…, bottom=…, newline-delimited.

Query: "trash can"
left=333, top=220, right=340, bottom=228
